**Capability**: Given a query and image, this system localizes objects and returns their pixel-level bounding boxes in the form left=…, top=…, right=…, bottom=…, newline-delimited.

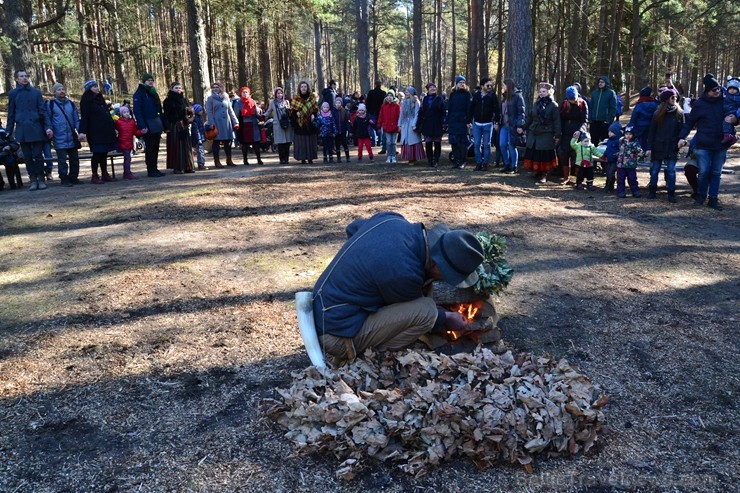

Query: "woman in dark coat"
left=557, top=85, right=589, bottom=184
left=418, top=82, right=447, bottom=167
left=162, top=82, right=195, bottom=174
left=290, top=81, right=319, bottom=163
left=446, top=76, right=472, bottom=168
left=78, top=80, right=117, bottom=184
left=523, top=82, right=561, bottom=183
left=644, top=89, right=683, bottom=202
left=233, top=86, right=263, bottom=165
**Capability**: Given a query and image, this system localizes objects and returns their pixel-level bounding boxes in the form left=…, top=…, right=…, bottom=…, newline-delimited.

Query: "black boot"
left=648, top=185, right=657, bottom=199
left=667, top=190, right=677, bottom=203
left=336, top=152, right=342, bottom=163
left=707, top=197, right=723, bottom=210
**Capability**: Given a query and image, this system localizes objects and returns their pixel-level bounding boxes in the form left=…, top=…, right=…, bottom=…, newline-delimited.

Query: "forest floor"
left=0, top=142, right=738, bottom=493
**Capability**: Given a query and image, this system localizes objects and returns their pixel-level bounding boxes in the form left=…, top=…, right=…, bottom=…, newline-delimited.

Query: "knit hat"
left=141, top=73, right=154, bottom=84
left=192, top=104, right=203, bottom=113
left=406, top=86, right=417, bottom=96
left=427, top=225, right=485, bottom=288
left=425, top=82, right=436, bottom=89
left=580, top=132, right=591, bottom=142
left=609, top=121, right=623, bottom=138
left=539, top=82, right=553, bottom=91
left=565, top=86, right=578, bottom=100
left=659, top=88, right=677, bottom=102
left=639, top=86, right=652, bottom=97
left=624, top=125, right=635, bottom=134
left=83, top=80, right=98, bottom=91
left=357, top=103, right=367, bottom=111
left=51, top=82, right=65, bottom=93
left=455, top=75, right=466, bottom=84
left=727, top=78, right=740, bottom=91
left=703, top=73, right=720, bottom=92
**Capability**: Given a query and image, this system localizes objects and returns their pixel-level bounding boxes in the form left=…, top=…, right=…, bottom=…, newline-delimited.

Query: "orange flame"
left=450, top=302, right=480, bottom=323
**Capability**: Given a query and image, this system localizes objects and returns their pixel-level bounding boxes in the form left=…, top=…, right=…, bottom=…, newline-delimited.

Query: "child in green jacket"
left=571, top=131, right=604, bottom=190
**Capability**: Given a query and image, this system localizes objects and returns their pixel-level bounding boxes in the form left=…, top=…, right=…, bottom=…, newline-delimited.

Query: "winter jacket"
left=0, top=132, right=21, bottom=157
left=570, top=138, right=604, bottom=168
left=589, top=76, right=618, bottom=122
left=6, top=82, right=48, bottom=143
left=501, top=90, right=526, bottom=132
left=645, top=109, right=683, bottom=161
left=191, top=113, right=206, bottom=145
left=524, top=97, right=561, bottom=151
left=723, top=90, right=740, bottom=119
left=558, top=99, right=589, bottom=153
left=365, top=87, right=387, bottom=116
left=47, top=97, right=80, bottom=150
left=264, top=98, right=293, bottom=144
left=617, top=140, right=643, bottom=168
left=321, top=86, right=337, bottom=108
left=79, top=91, right=116, bottom=147
left=398, top=99, right=422, bottom=146
left=115, top=117, right=141, bottom=151
left=377, top=102, right=401, bottom=133
left=446, top=88, right=472, bottom=135
left=330, top=106, right=350, bottom=137
left=603, top=122, right=623, bottom=163
left=469, top=90, right=501, bottom=125
left=628, top=97, right=658, bottom=145
left=418, top=94, right=446, bottom=139
left=232, top=98, right=261, bottom=143
left=205, top=93, right=238, bottom=141
left=312, top=212, right=430, bottom=339
left=314, top=113, right=337, bottom=138
left=133, top=83, right=164, bottom=134
left=352, top=114, right=376, bottom=139
left=678, top=92, right=727, bottom=150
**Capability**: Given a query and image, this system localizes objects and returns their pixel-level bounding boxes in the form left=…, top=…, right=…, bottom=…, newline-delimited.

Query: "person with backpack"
left=46, top=82, right=82, bottom=186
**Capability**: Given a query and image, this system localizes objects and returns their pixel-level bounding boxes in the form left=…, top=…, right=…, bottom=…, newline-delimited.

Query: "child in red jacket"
left=377, top=93, right=401, bottom=163
left=115, top=106, right=142, bottom=179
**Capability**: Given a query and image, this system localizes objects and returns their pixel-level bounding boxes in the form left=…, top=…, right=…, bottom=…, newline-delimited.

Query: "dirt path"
left=1, top=147, right=738, bottom=492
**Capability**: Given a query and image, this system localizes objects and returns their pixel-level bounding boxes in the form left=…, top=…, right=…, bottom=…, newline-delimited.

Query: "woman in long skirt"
left=163, top=82, right=195, bottom=173
left=398, top=87, right=425, bottom=164
left=290, top=81, right=319, bottom=163
left=523, top=82, right=561, bottom=183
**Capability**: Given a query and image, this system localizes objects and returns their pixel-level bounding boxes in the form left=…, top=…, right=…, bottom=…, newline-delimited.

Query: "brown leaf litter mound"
left=262, top=347, right=608, bottom=479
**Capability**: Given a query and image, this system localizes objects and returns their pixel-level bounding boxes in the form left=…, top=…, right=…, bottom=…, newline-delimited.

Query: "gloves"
left=444, top=311, right=467, bottom=332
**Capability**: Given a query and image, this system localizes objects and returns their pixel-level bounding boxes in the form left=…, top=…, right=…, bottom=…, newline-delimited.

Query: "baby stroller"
left=260, top=117, right=276, bottom=153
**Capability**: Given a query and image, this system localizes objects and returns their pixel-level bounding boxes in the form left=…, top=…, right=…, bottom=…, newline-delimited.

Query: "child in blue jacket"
left=721, top=77, right=740, bottom=145
left=191, top=104, right=207, bottom=169
left=602, top=121, right=622, bottom=192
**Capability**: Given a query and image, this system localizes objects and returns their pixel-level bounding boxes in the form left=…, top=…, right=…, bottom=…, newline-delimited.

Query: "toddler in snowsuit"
left=571, top=131, right=604, bottom=190
left=332, top=97, right=350, bottom=162
left=114, top=106, right=142, bottom=179
left=191, top=104, right=207, bottom=169
left=0, top=128, right=23, bottom=190
left=602, top=121, right=623, bottom=192
left=314, top=102, right=338, bottom=162
left=721, top=77, right=740, bottom=145
left=616, top=126, right=644, bottom=198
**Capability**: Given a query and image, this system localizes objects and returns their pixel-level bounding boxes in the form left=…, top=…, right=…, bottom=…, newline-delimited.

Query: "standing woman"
left=290, top=81, right=319, bottom=164
left=205, top=81, right=239, bottom=167
left=233, top=86, right=263, bottom=165
left=644, top=89, right=683, bottom=202
left=264, top=87, right=292, bottom=164
left=677, top=74, right=738, bottom=210
left=418, top=82, right=447, bottom=167
left=78, top=80, right=117, bottom=184
left=557, top=85, right=589, bottom=184
left=498, top=78, right=526, bottom=174
left=162, top=82, right=195, bottom=174
left=523, top=82, right=561, bottom=183
left=398, top=87, right=425, bottom=165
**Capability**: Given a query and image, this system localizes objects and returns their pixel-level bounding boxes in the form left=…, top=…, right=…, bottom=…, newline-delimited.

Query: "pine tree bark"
left=258, top=15, right=272, bottom=103
left=186, top=0, right=210, bottom=104
left=356, top=0, right=371, bottom=94
left=412, top=0, right=422, bottom=91
left=506, top=0, right=534, bottom=104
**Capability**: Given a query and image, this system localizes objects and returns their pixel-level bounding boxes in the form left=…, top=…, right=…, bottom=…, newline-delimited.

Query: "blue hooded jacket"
left=678, top=91, right=726, bottom=150
left=603, top=121, right=622, bottom=162
left=589, top=77, right=618, bottom=122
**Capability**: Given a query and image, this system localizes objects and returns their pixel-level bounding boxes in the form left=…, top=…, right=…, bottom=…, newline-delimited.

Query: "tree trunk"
left=412, top=0, right=422, bottom=91
left=631, top=0, right=648, bottom=88
left=186, top=0, right=210, bottom=105
left=110, top=0, right=128, bottom=94
left=258, top=15, right=272, bottom=103
left=236, top=23, right=248, bottom=86
left=314, top=18, right=325, bottom=90
left=451, top=0, right=457, bottom=86
left=506, top=0, right=534, bottom=104
left=356, top=0, right=371, bottom=95
left=596, top=0, right=607, bottom=75
left=466, top=0, right=478, bottom=85
left=5, top=0, right=34, bottom=79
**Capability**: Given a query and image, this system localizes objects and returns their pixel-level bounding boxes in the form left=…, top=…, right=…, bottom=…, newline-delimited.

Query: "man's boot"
left=648, top=185, right=657, bottom=199
left=667, top=190, right=677, bottom=203
left=707, top=197, right=723, bottom=210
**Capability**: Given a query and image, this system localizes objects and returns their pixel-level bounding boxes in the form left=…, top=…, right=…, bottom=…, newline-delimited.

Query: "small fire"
left=451, top=302, right=480, bottom=323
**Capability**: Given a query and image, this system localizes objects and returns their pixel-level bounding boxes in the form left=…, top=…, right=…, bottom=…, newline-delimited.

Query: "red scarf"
left=636, top=96, right=654, bottom=104
left=239, top=86, right=256, bottom=117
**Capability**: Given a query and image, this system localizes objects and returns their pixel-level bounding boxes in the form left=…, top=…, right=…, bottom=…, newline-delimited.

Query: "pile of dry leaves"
left=262, top=347, right=608, bottom=479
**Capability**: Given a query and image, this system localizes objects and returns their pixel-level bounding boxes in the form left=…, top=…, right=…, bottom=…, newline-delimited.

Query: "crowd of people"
left=2, top=69, right=737, bottom=209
